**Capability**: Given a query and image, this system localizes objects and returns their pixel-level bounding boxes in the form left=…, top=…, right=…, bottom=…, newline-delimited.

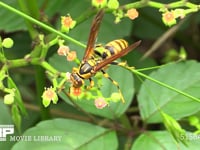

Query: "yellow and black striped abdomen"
left=103, top=39, right=128, bottom=59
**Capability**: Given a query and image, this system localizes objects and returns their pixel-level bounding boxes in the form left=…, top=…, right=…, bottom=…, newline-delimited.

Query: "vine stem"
left=0, top=1, right=86, bottom=48
left=1, top=57, right=66, bottom=78
left=129, top=68, right=200, bottom=103
left=124, top=0, right=200, bottom=9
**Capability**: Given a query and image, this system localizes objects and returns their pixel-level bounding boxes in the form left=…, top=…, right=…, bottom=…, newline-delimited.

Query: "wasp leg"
left=111, top=61, right=135, bottom=70
left=84, top=78, right=95, bottom=90
left=89, top=78, right=94, bottom=88
left=101, top=70, right=125, bottom=103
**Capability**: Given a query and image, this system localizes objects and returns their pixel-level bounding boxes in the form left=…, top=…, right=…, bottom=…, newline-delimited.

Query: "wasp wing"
left=93, top=40, right=141, bottom=72
left=83, top=10, right=104, bottom=61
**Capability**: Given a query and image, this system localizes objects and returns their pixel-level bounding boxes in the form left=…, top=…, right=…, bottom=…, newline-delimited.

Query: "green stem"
left=0, top=1, right=86, bottom=48
left=121, top=1, right=143, bottom=9
left=40, top=61, right=60, bottom=75
left=123, top=0, right=199, bottom=10
left=118, top=114, right=132, bottom=130
left=130, top=69, right=200, bottom=103
left=34, top=65, right=50, bottom=120
left=147, top=1, right=164, bottom=8
left=4, top=57, right=61, bottom=75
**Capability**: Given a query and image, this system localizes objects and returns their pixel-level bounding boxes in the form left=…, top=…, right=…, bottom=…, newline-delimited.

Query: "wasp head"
left=70, top=72, right=84, bottom=88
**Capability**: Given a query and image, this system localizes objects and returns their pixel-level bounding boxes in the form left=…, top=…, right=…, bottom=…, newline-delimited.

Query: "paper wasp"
left=70, top=10, right=141, bottom=103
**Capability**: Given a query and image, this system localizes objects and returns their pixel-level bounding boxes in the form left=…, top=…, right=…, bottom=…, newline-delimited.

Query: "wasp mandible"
left=70, top=10, right=141, bottom=103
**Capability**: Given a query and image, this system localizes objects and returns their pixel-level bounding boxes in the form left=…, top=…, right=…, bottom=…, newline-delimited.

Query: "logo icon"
left=0, top=125, right=14, bottom=141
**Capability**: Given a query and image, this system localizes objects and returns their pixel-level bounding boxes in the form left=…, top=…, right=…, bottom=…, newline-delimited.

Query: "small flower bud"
left=2, top=38, right=14, bottom=48
left=179, top=47, right=187, bottom=60
left=110, top=92, right=120, bottom=102
left=4, top=94, right=15, bottom=105
left=107, top=0, right=119, bottom=10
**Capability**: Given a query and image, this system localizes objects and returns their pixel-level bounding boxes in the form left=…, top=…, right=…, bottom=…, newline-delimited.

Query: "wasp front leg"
left=101, top=70, right=125, bottom=103
left=87, top=78, right=94, bottom=89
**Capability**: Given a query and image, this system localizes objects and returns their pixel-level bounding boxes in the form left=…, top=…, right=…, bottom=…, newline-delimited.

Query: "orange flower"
left=92, top=0, right=107, bottom=8
left=61, top=15, right=76, bottom=33
left=57, top=45, right=70, bottom=56
left=42, top=87, right=58, bottom=107
left=94, top=98, right=107, bottom=109
left=96, top=0, right=104, bottom=3
left=67, top=51, right=77, bottom=61
left=62, top=16, right=73, bottom=28
left=126, top=8, right=139, bottom=20
left=70, top=87, right=82, bottom=96
left=162, top=11, right=176, bottom=26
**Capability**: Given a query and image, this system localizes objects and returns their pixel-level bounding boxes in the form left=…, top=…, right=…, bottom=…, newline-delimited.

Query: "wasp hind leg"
left=111, top=61, right=134, bottom=70
left=101, top=70, right=125, bottom=103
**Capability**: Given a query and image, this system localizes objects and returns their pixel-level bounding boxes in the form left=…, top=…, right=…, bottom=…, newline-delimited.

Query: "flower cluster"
left=91, top=0, right=139, bottom=23
left=161, top=9, right=186, bottom=26
left=57, top=45, right=77, bottom=61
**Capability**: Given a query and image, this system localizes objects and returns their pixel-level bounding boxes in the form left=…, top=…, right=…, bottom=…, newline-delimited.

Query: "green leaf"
left=7, top=76, right=27, bottom=116
left=0, top=99, right=12, bottom=124
left=131, top=131, right=200, bottom=150
left=11, top=104, right=22, bottom=133
left=0, top=0, right=90, bottom=32
left=0, top=100, right=14, bottom=149
left=132, top=7, right=165, bottom=40
left=0, top=0, right=26, bottom=32
left=125, top=50, right=157, bottom=91
left=12, top=118, right=118, bottom=150
left=138, top=60, right=200, bottom=123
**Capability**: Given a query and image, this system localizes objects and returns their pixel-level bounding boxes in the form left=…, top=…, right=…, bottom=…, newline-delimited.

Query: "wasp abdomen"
left=103, top=39, right=128, bottom=59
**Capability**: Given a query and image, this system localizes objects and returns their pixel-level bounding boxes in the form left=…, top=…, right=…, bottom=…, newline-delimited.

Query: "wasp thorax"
left=70, top=73, right=84, bottom=87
